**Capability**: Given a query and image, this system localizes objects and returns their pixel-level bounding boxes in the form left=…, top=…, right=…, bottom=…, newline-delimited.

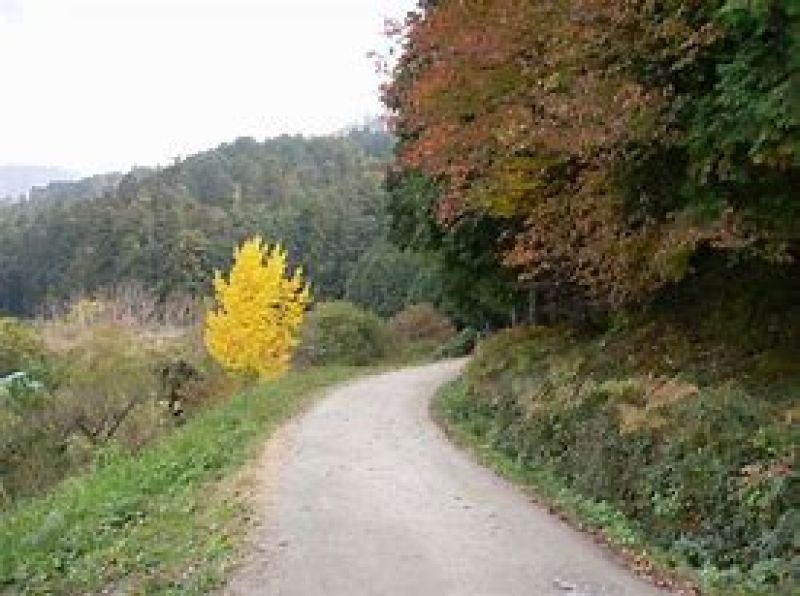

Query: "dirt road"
left=226, top=360, right=665, bottom=596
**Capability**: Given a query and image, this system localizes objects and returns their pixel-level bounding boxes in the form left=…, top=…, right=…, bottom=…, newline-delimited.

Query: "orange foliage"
left=384, top=0, right=769, bottom=305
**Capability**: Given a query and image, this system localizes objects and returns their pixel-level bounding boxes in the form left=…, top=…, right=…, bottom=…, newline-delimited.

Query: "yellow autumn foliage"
left=205, top=237, right=310, bottom=378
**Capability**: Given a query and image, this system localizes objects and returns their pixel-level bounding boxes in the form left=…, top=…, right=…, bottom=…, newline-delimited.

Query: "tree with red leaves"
left=385, top=0, right=799, bottom=308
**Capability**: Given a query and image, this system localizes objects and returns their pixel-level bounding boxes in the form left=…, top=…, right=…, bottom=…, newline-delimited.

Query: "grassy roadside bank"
left=431, top=377, right=793, bottom=596
left=0, top=366, right=365, bottom=595
left=432, top=378, right=700, bottom=595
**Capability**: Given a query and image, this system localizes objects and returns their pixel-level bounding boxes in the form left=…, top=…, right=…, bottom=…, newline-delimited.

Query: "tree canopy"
left=385, top=0, right=799, bottom=308
left=0, top=128, right=431, bottom=317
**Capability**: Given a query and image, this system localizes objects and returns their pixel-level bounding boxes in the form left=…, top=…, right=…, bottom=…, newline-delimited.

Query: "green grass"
left=431, top=378, right=795, bottom=596
left=0, top=366, right=365, bottom=595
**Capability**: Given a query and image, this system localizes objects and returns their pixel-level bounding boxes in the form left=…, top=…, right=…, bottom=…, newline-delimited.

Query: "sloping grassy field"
left=0, top=366, right=362, bottom=595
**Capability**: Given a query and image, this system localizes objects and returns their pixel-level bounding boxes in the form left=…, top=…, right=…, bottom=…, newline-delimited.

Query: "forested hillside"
left=0, top=128, right=433, bottom=317
left=385, top=2, right=798, bottom=594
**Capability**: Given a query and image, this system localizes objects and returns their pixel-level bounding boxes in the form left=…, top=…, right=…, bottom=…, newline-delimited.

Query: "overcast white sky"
left=0, top=0, right=413, bottom=174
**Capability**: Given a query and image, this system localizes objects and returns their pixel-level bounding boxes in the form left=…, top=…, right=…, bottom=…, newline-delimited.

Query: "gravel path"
left=226, top=360, right=666, bottom=596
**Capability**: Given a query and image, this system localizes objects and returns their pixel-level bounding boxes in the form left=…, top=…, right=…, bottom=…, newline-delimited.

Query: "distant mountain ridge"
left=0, top=165, right=78, bottom=200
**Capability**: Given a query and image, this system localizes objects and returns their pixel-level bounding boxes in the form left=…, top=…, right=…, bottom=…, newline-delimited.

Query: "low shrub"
left=0, top=366, right=361, bottom=594
left=0, top=326, right=166, bottom=502
left=448, top=326, right=796, bottom=594
left=435, top=326, right=478, bottom=358
left=0, top=320, right=234, bottom=505
left=296, top=301, right=390, bottom=366
left=0, top=317, right=46, bottom=377
left=388, top=303, right=455, bottom=345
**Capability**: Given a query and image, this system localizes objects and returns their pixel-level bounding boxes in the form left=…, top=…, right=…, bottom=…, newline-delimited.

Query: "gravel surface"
left=226, top=360, right=666, bottom=596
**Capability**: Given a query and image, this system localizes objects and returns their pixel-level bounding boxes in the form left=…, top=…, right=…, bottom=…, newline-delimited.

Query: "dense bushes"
left=296, top=301, right=390, bottom=366
left=2, top=298, right=461, bottom=503
left=0, top=318, right=45, bottom=376
left=298, top=301, right=466, bottom=364
left=344, top=243, right=435, bottom=318
left=0, top=367, right=361, bottom=594
left=435, top=327, right=478, bottom=358
left=3, top=327, right=156, bottom=501
left=447, top=326, right=796, bottom=593
left=0, top=319, right=228, bottom=504
left=388, top=303, right=454, bottom=344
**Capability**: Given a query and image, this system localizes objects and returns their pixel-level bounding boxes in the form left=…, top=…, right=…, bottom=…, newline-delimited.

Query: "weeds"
left=0, top=366, right=362, bottom=595
left=433, top=324, right=797, bottom=596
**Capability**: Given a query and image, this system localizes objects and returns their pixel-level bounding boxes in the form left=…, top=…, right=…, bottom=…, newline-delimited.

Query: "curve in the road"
left=227, top=360, right=667, bottom=596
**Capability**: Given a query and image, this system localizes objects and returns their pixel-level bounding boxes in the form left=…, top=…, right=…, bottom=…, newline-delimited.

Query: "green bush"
left=0, top=318, right=45, bottom=377
left=0, top=366, right=360, bottom=594
left=435, top=326, right=478, bottom=358
left=450, top=326, right=796, bottom=594
left=0, top=322, right=227, bottom=504
left=296, top=301, right=390, bottom=366
left=0, top=325, right=168, bottom=502
left=344, top=243, right=422, bottom=318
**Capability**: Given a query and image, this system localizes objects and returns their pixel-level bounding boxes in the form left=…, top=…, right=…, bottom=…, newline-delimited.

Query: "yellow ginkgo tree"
left=205, top=236, right=310, bottom=379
